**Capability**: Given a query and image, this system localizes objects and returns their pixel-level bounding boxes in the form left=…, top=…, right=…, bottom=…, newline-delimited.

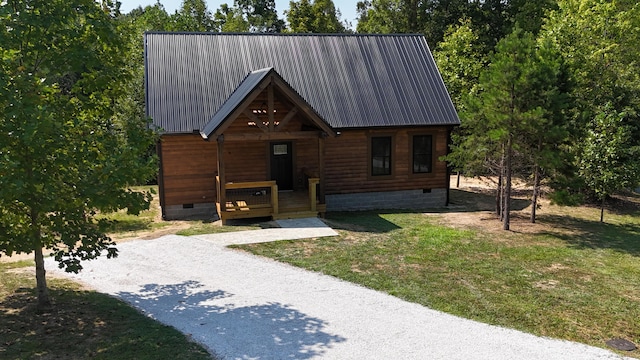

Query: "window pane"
left=413, top=135, right=432, bottom=173
left=372, top=137, right=391, bottom=157
left=371, top=136, right=391, bottom=176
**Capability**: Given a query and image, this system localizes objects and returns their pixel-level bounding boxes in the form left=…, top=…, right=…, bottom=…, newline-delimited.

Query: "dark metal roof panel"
left=200, top=67, right=272, bottom=139
left=145, top=33, right=460, bottom=134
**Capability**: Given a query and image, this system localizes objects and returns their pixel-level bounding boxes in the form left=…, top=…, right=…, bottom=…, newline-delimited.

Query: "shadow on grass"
left=104, top=217, right=154, bottom=233
left=538, top=214, right=640, bottom=256
left=324, top=190, right=529, bottom=234
left=117, top=281, right=346, bottom=359
left=447, top=189, right=530, bottom=212
left=325, top=211, right=402, bottom=233
left=0, top=287, right=211, bottom=359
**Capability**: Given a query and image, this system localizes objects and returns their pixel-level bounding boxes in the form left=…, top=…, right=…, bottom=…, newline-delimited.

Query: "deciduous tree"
left=0, top=0, right=157, bottom=308
left=579, top=105, right=640, bottom=222
left=286, top=0, right=347, bottom=33
left=171, top=0, right=215, bottom=31
left=543, top=0, right=640, bottom=200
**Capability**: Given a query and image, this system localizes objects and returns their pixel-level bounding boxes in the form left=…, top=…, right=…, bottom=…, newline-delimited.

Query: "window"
left=371, top=136, right=392, bottom=176
left=413, top=135, right=433, bottom=173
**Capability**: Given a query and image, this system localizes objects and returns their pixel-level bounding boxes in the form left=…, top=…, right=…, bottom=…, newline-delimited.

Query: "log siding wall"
left=323, top=128, right=449, bottom=195
left=159, top=134, right=217, bottom=208
left=158, top=126, right=450, bottom=217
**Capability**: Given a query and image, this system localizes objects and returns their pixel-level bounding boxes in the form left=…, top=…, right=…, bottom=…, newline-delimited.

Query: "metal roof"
left=145, top=33, right=460, bottom=133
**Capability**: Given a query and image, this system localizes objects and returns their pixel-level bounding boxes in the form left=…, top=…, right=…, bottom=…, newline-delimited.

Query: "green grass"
left=0, top=261, right=213, bottom=359
left=175, top=218, right=267, bottom=236
left=98, top=186, right=172, bottom=238
left=237, top=209, right=640, bottom=358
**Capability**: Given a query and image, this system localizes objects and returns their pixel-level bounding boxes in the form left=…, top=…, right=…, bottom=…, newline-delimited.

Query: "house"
left=145, top=33, right=460, bottom=222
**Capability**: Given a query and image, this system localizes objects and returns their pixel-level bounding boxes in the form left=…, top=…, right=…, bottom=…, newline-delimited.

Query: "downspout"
left=157, top=140, right=166, bottom=220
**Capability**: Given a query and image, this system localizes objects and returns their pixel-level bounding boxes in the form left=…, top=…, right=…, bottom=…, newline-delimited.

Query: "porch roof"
left=200, top=67, right=335, bottom=140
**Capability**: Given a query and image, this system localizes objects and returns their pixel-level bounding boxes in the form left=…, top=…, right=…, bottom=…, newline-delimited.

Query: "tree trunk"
left=600, top=197, right=605, bottom=222
left=503, top=136, right=512, bottom=231
left=456, top=172, right=461, bottom=188
left=31, top=209, right=50, bottom=309
left=496, top=174, right=502, bottom=218
left=530, top=164, right=540, bottom=223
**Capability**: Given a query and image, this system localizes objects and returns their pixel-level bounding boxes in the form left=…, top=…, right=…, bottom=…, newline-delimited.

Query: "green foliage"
left=548, top=189, right=584, bottom=206
left=356, top=0, right=411, bottom=34
left=286, top=0, right=347, bottom=33
left=543, top=0, right=640, bottom=197
left=213, top=0, right=285, bottom=32
left=579, top=105, right=640, bottom=220
left=213, top=3, right=251, bottom=32
left=356, top=0, right=555, bottom=54
left=448, top=27, right=570, bottom=228
left=0, top=0, right=157, bottom=304
left=433, top=19, right=486, bottom=115
left=170, top=0, right=215, bottom=31
left=235, top=0, right=286, bottom=32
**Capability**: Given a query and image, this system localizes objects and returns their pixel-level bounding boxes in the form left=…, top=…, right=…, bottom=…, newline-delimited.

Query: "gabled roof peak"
left=200, top=67, right=334, bottom=140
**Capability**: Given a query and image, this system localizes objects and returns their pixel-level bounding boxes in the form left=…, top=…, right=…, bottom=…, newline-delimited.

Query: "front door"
left=270, top=142, right=293, bottom=190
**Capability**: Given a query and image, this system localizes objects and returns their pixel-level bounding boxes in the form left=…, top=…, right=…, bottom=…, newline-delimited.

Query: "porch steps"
left=273, top=210, right=323, bottom=220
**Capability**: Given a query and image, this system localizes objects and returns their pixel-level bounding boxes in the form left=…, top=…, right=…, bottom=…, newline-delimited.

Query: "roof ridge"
left=144, top=31, right=425, bottom=37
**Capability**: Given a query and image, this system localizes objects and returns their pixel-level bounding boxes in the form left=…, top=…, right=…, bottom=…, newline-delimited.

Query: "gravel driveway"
left=45, top=218, right=630, bottom=360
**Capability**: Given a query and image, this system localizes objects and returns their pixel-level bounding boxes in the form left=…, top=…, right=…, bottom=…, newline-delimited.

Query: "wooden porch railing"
left=308, top=177, right=319, bottom=212
left=215, top=176, right=324, bottom=223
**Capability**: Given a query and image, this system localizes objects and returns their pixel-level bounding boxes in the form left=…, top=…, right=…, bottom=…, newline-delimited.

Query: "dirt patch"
left=436, top=175, right=540, bottom=233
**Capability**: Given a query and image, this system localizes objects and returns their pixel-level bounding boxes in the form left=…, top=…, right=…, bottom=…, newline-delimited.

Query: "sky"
left=118, top=0, right=360, bottom=28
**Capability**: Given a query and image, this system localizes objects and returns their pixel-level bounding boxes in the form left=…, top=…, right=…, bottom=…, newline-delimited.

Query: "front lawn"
left=236, top=194, right=640, bottom=358
left=0, top=261, right=213, bottom=359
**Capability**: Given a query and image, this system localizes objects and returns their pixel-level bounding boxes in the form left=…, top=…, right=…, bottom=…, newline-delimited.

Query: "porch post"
left=217, top=135, right=226, bottom=215
left=318, top=133, right=326, bottom=204
left=267, top=83, right=275, bottom=131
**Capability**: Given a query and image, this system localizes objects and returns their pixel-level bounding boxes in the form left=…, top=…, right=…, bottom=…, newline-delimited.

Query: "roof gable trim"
left=201, top=68, right=335, bottom=140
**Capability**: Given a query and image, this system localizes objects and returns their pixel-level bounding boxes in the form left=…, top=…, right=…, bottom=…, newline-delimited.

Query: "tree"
left=449, top=28, right=562, bottom=230
left=286, top=0, right=347, bottom=33
left=171, top=0, right=215, bottom=32
left=356, top=0, right=417, bottom=34
left=213, top=0, right=285, bottom=32
left=433, top=19, right=486, bottom=115
left=579, top=105, right=640, bottom=222
left=0, top=0, right=157, bottom=308
left=126, top=1, right=172, bottom=31
left=213, top=3, right=250, bottom=32
left=235, top=0, right=285, bottom=32
left=542, top=0, right=640, bottom=201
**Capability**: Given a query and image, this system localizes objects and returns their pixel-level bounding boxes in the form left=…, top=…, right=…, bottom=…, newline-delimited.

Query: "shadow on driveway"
left=117, top=280, right=346, bottom=359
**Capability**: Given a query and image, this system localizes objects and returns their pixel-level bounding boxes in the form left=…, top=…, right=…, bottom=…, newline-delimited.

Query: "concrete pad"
left=193, top=218, right=338, bottom=246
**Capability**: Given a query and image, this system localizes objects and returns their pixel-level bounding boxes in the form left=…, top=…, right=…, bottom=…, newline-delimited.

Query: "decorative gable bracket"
left=200, top=68, right=335, bottom=141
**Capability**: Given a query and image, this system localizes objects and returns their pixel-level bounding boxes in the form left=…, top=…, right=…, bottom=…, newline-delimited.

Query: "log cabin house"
left=145, top=33, right=460, bottom=222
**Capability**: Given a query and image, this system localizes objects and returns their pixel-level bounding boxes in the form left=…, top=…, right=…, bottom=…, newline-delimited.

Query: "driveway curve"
left=45, top=218, right=630, bottom=360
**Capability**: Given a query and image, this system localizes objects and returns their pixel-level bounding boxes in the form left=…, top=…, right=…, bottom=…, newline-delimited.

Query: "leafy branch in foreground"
left=0, top=0, right=157, bottom=308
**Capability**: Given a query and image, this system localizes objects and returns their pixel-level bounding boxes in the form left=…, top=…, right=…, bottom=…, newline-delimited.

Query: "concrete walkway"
left=45, top=218, right=630, bottom=360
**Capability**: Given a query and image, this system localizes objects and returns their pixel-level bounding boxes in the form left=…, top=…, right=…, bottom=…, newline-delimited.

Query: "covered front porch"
left=215, top=174, right=327, bottom=224
left=202, top=67, right=336, bottom=224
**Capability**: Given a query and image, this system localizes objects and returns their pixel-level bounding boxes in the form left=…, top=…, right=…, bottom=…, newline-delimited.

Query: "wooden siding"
left=224, top=141, right=268, bottom=182
left=324, top=127, right=449, bottom=194
left=160, top=134, right=217, bottom=206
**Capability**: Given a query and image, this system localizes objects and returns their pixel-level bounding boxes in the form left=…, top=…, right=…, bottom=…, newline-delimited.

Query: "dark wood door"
left=270, top=142, right=293, bottom=190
